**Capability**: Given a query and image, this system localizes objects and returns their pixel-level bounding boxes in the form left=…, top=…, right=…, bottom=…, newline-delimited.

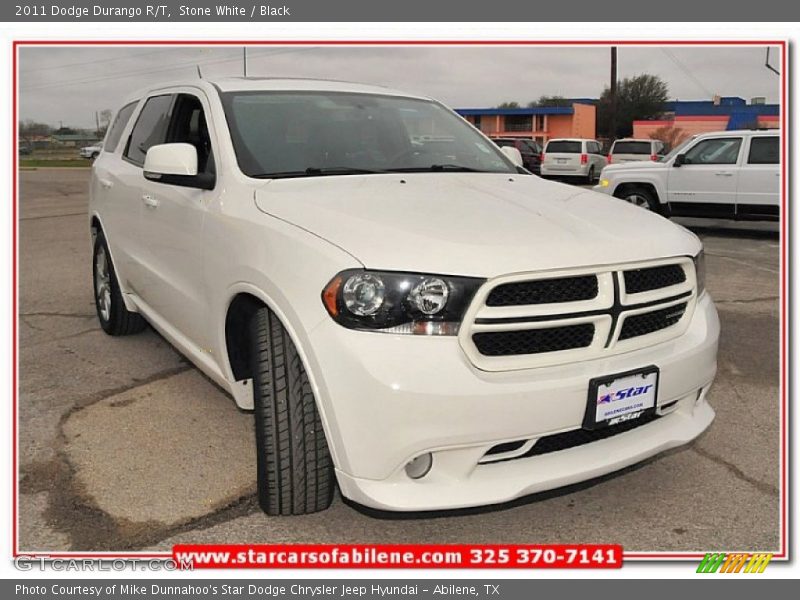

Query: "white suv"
left=541, top=138, right=607, bottom=183
left=90, top=78, right=719, bottom=514
left=595, top=130, right=779, bottom=220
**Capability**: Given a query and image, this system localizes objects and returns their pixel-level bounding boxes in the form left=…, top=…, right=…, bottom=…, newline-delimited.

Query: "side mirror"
left=143, top=143, right=214, bottom=190
left=501, top=146, right=524, bottom=168
left=673, top=153, right=686, bottom=167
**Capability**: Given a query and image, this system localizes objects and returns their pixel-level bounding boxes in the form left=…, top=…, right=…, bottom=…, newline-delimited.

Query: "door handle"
left=714, top=172, right=734, bottom=177
left=141, top=194, right=160, bottom=208
left=99, top=178, right=113, bottom=189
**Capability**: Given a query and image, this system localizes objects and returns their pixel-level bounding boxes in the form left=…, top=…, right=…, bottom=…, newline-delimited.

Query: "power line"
left=660, top=48, right=713, bottom=98
left=21, top=48, right=174, bottom=73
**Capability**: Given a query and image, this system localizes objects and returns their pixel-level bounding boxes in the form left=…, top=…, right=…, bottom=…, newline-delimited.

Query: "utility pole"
left=243, top=47, right=247, bottom=77
left=95, top=111, right=100, bottom=136
left=609, top=46, right=618, bottom=142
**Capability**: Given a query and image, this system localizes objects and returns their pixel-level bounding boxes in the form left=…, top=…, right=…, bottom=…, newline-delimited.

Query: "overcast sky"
left=19, top=45, right=781, bottom=129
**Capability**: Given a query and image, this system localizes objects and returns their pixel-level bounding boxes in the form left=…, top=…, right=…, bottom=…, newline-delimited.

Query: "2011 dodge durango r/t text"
left=89, top=78, right=719, bottom=515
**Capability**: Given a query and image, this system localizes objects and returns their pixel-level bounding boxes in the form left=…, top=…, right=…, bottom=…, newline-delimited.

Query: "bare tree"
left=648, top=126, right=689, bottom=153
left=18, top=119, right=52, bottom=146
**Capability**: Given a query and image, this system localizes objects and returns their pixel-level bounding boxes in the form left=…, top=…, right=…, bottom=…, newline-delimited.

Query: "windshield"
left=660, top=136, right=697, bottom=162
left=220, top=91, right=517, bottom=178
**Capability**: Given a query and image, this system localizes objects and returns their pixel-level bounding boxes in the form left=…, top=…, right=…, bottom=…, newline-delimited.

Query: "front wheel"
left=616, top=185, right=662, bottom=214
left=249, top=307, right=334, bottom=515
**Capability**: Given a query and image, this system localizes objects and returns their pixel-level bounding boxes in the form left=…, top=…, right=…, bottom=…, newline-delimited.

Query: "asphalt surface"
left=18, top=168, right=781, bottom=553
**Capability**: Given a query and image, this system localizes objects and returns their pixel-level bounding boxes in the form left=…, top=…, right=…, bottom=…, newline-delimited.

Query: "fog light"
left=405, top=453, right=433, bottom=479
left=599, top=178, right=610, bottom=187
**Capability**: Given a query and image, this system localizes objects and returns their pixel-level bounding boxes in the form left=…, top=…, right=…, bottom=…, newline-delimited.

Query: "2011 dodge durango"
left=89, top=78, right=720, bottom=514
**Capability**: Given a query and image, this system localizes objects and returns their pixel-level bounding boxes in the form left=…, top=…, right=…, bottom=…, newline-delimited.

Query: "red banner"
left=172, top=544, right=622, bottom=569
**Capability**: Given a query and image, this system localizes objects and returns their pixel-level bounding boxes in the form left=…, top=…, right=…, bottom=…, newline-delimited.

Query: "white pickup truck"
left=595, top=130, right=779, bottom=221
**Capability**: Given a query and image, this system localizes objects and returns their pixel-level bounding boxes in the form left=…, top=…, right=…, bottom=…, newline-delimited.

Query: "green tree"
left=597, top=74, right=669, bottom=139
left=496, top=101, right=521, bottom=109
left=527, top=96, right=572, bottom=108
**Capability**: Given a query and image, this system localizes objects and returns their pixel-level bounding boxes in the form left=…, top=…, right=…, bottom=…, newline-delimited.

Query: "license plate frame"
left=583, top=366, right=659, bottom=431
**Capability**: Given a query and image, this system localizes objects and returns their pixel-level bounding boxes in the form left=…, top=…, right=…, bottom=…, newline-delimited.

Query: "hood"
left=254, top=173, right=699, bottom=278
left=603, top=160, right=668, bottom=174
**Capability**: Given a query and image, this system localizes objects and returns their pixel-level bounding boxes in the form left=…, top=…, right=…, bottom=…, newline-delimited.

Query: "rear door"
left=90, top=100, right=139, bottom=281
left=666, top=136, right=742, bottom=218
left=515, top=140, right=537, bottom=171
left=611, top=140, right=652, bottom=163
left=736, top=135, right=780, bottom=219
left=544, top=140, right=582, bottom=172
left=522, top=140, right=542, bottom=172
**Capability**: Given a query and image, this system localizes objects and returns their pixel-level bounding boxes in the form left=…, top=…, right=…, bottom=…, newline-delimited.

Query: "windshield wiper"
left=251, top=166, right=388, bottom=179
left=387, top=164, right=488, bottom=173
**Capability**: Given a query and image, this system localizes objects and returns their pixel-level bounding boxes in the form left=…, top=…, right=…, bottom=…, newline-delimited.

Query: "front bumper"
left=307, top=293, right=719, bottom=511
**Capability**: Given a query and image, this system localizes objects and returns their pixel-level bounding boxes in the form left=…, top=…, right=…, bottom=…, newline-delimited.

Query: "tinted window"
left=747, top=136, right=779, bottom=165
left=589, top=142, right=602, bottom=154
left=612, top=141, right=651, bottom=155
left=683, top=137, right=742, bottom=165
left=494, top=139, right=516, bottom=148
left=546, top=141, right=581, bottom=153
left=165, top=94, right=214, bottom=174
left=523, top=140, right=541, bottom=153
left=124, top=94, right=173, bottom=166
left=104, top=101, right=137, bottom=153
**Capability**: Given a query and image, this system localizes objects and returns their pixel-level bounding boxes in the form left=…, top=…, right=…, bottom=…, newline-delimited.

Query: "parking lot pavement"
left=18, top=168, right=781, bottom=552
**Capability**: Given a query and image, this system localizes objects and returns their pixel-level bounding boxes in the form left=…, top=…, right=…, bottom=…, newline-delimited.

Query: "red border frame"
left=12, top=39, right=789, bottom=563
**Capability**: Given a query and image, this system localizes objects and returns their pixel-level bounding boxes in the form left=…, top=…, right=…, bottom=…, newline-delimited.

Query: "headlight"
left=322, top=270, right=484, bottom=336
left=342, top=273, right=385, bottom=316
left=599, top=178, right=610, bottom=187
left=693, top=250, right=706, bottom=296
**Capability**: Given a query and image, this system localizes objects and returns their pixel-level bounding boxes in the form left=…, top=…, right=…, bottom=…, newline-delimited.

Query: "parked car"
left=492, top=137, right=542, bottom=174
left=90, top=78, right=718, bottom=514
left=18, top=144, right=32, bottom=155
left=608, top=138, right=665, bottom=164
left=541, top=138, right=607, bottom=183
left=80, top=143, right=103, bottom=159
left=595, top=130, right=779, bottom=220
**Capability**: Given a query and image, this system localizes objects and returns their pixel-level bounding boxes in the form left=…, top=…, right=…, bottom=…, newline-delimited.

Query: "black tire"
left=249, top=307, right=334, bottom=515
left=585, top=165, right=595, bottom=184
left=614, top=185, right=663, bottom=214
left=91, top=152, right=99, bottom=159
left=93, top=231, right=147, bottom=336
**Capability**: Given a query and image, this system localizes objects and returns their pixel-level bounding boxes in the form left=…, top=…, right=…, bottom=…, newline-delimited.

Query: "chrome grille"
left=460, top=258, right=697, bottom=371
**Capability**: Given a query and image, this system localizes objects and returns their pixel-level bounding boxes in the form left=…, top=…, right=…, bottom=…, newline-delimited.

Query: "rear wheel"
left=585, top=166, right=595, bottom=184
left=249, top=307, right=334, bottom=515
left=93, top=231, right=147, bottom=335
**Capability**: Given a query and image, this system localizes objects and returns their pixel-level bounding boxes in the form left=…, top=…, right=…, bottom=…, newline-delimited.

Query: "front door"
left=136, top=91, right=216, bottom=349
left=667, top=136, right=742, bottom=218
